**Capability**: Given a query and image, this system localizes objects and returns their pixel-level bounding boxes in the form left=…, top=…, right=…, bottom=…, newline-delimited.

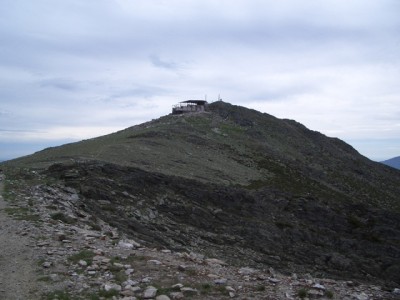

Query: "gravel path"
left=0, top=175, right=39, bottom=300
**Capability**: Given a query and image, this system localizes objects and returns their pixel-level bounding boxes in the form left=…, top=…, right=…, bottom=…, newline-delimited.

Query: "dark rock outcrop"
left=46, top=161, right=400, bottom=287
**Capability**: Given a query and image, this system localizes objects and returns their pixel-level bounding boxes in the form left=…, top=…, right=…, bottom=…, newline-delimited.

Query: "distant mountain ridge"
left=381, top=156, right=400, bottom=169
left=2, top=101, right=400, bottom=286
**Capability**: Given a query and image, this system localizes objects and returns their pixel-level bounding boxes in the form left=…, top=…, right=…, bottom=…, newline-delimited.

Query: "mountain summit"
left=3, top=101, right=400, bottom=287
left=381, top=156, right=400, bottom=170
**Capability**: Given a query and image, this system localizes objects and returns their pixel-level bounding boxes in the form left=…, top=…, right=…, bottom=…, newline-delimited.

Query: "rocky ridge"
left=41, top=161, right=400, bottom=287
left=1, top=169, right=400, bottom=299
left=2, top=101, right=400, bottom=299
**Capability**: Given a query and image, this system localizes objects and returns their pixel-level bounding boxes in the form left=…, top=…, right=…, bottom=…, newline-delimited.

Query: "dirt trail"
left=0, top=174, right=39, bottom=300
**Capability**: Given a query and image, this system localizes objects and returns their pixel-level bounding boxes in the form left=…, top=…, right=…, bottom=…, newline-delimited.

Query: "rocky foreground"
left=1, top=170, right=399, bottom=300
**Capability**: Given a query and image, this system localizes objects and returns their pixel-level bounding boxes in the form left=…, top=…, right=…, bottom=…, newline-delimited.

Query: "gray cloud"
left=0, top=129, right=44, bottom=133
left=150, top=55, right=179, bottom=70
left=0, top=0, right=399, bottom=160
left=39, top=78, right=83, bottom=91
left=111, top=86, right=169, bottom=99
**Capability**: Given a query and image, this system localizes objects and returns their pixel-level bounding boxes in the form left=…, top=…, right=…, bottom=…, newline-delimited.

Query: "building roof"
left=180, top=100, right=208, bottom=105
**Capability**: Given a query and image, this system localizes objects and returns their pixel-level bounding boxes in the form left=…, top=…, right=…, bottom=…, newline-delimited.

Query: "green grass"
left=50, top=212, right=76, bottom=224
left=326, top=290, right=334, bottom=299
left=193, top=283, right=229, bottom=297
left=298, top=288, right=308, bottom=299
left=108, top=268, right=127, bottom=284
left=99, top=204, right=117, bottom=212
left=219, top=123, right=245, bottom=135
left=4, top=207, right=30, bottom=215
left=37, top=275, right=51, bottom=282
left=113, top=253, right=149, bottom=264
left=44, top=290, right=72, bottom=300
left=88, top=222, right=102, bottom=231
left=256, top=285, right=266, bottom=291
left=4, top=207, right=41, bottom=222
left=96, top=289, right=120, bottom=299
left=199, top=283, right=212, bottom=295
left=68, top=250, right=95, bottom=266
left=155, top=286, right=177, bottom=296
left=2, top=178, right=19, bottom=202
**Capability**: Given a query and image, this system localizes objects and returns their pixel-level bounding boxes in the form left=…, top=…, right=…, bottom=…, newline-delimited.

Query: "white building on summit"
left=172, top=100, right=208, bottom=115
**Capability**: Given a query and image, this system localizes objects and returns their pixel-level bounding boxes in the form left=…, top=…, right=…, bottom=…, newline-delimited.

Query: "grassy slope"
left=3, top=101, right=400, bottom=211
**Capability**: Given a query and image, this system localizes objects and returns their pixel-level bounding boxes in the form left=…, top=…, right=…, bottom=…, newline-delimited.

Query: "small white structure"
left=172, top=100, right=208, bottom=114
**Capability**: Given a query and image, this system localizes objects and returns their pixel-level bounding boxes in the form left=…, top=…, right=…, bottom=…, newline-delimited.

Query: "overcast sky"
left=1, top=0, right=399, bottom=161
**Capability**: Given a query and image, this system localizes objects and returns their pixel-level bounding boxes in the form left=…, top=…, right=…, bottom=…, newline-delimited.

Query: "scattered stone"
left=101, top=258, right=111, bottom=264
left=156, top=295, right=171, bottom=300
left=113, top=262, right=124, bottom=269
left=125, top=268, right=134, bottom=275
left=181, top=287, right=198, bottom=295
left=37, top=241, right=50, bottom=247
left=118, top=240, right=135, bottom=249
left=205, top=258, right=226, bottom=266
left=121, top=289, right=135, bottom=297
left=171, top=283, right=184, bottom=289
left=308, top=289, right=324, bottom=298
left=353, top=292, right=369, bottom=300
left=169, top=292, right=184, bottom=299
left=257, top=274, right=267, bottom=280
left=130, top=286, right=141, bottom=293
left=312, top=283, right=326, bottom=290
left=226, top=286, right=235, bottom=292
left=347, top=281, right=356, bottom=287
left=148, top=259, right=162, bottom=265
left=238, top=267, right=257, bottom=275
left=49, top=274, right=60, bottom=282
left=127, top=239, right=141, bottom=247
left=1, top=171, right=396, bottom=300
left=268, top=277, right=280, bottom=284
left=143, top=286, right=158, bottom=299
left=78, top=260, right=87, bottom=267
left=214, top=278, right=228, bottom=285
left=104, top=283, right=122, bottom=292
left=305, top=279, right=313, bottom=285
left=141, top=277, right=152, bottom=283
left=87, top=264, right=98, bottom=271
left=124, top=280, right=139, bottom=287
left=178, top=265, right=187, bottom=271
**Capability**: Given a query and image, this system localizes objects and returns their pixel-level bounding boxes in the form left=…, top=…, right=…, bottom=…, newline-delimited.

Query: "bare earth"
left=0, top=175, right=39, bottom=300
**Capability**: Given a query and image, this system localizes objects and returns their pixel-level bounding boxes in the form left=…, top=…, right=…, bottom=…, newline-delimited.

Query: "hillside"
left=6, top=101, right=400, bottom=211
left=381, top=156, right=400, bottom=170
left=1, top=101, right=400, bottom=298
